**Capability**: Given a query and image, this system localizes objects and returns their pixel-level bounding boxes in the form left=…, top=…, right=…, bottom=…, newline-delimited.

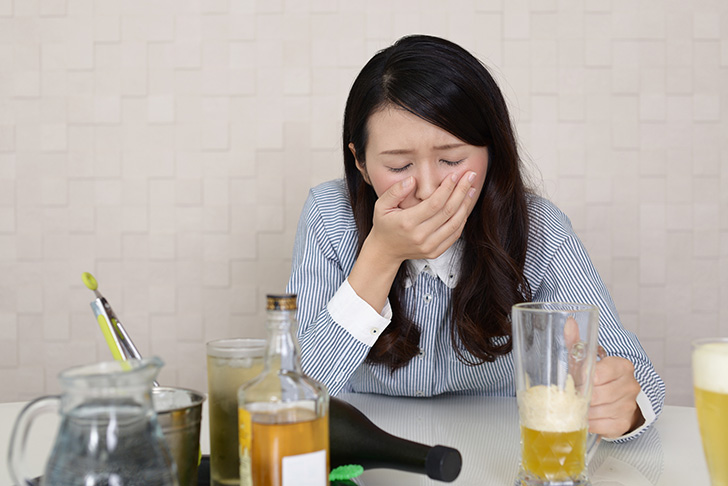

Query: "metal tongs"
left=82, top=272, right=158, bottom=386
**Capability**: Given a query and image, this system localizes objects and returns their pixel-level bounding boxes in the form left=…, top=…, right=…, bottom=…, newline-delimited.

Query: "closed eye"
left=388, top=164, right=411, bottom=173
left=441, top=158, right=465, bottom=166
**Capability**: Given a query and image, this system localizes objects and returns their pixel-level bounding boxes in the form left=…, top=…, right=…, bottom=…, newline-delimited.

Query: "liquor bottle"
left=238, top=294, right=329, bottom=486
left=329, top=396, right=462, bottom=482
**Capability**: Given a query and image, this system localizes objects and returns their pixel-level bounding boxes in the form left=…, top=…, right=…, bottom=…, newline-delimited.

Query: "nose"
left=414, top=165, right=440, bottom=201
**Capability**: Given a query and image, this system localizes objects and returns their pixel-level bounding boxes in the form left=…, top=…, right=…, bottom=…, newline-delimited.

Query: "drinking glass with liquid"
left=207, top=338, right=266, bottom=486
left=512, top=302, right=601, bottom=486
left=692, top=338, right=728, bottom=486
left=238, top=294, right=329, bottom=486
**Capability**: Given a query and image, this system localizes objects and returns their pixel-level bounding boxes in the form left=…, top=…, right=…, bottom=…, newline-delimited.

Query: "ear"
left=349, top=142, right=371, bottom=185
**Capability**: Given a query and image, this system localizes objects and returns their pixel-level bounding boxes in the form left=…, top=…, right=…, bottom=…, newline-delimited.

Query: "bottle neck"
left=264, top=309, right=303, bottom=374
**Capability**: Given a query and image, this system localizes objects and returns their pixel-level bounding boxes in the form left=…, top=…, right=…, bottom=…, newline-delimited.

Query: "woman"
left=287, top=35, right=665, bottom=440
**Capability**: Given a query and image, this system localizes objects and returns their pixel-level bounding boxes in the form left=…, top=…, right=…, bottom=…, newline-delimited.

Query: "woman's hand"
left=588, top=356, right=644, bottom=438
left=347, top=171, right=477, bottom=313
left=368, top=171, right=478, bottom=264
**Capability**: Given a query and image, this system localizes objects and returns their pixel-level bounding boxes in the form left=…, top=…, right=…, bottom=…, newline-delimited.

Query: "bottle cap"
left=266, top=294, right=297, bottom=311
left=329, top=464, right=363, bottom=481
left=425, top=445, right=462, bottom=482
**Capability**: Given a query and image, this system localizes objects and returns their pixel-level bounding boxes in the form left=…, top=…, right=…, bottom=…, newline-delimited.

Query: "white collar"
left=405, top=240, right=463, bottom=289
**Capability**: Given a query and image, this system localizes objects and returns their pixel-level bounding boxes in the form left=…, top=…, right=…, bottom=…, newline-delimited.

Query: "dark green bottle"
left=329, top=396, right=462, bottom=482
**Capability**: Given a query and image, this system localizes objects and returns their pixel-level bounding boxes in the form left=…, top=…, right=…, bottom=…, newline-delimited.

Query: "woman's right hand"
left=347, top=171, right=477, bottom=313
left=369, top=170, right=478, bottom=264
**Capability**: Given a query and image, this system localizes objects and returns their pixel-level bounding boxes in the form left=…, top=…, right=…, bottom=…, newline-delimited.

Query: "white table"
left=338, top=394, right=710, bottom=486
left=1, top=394, right=711, bottom=486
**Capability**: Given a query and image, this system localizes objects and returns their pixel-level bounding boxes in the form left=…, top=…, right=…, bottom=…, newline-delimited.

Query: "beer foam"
left=693, top=341, right=728, bottom=394
left=518, top=376, right=588, bottom=432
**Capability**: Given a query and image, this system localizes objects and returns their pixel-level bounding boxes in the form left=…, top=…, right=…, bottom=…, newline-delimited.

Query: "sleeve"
left=328, top=280, right=392, bottom=347
left=532, top=233, right=666, bottom=442
left=286, top=189, right=391, bottom=396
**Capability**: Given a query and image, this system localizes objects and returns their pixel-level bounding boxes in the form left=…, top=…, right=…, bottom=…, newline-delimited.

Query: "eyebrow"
left=378, top=143, right=467, bottom=156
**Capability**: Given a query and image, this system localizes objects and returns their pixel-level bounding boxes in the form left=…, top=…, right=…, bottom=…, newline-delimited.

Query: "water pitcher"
left=8, top=357, right=178, bottom=486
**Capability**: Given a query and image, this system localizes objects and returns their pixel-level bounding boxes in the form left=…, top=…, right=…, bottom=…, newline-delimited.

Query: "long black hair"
left=343, top=35, right=531, bottom=370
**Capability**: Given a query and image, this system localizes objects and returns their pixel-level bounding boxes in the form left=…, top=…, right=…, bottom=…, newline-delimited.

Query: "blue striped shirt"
left=287, top=179, right=665, bottom=440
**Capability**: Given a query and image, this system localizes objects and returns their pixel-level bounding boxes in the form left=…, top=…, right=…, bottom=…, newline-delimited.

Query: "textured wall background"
left=0, top=0, right=726, bottom=406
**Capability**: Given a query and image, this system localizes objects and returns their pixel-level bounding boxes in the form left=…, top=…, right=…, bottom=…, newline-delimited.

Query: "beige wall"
left=1, top=0, right=726, bottom=406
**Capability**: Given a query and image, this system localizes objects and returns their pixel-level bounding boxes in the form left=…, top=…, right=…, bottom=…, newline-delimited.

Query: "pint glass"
left=207, top=338, right=266, bottom=486
left=512, top=302, right=600, bottom=486
left=692, top=338, right=728, bottom=486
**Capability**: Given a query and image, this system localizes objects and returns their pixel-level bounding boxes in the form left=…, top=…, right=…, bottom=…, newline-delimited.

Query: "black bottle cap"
left=425, top=445, right=462, bottom=482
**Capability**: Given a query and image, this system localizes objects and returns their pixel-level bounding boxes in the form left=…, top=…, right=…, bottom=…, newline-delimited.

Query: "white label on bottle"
left=281, top=449, right=327, bottom=486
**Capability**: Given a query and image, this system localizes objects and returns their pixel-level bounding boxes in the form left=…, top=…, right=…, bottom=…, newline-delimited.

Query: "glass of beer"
left=692, top=338, right=728, bottom=486
left=207, top=338, right=266, bottom=486
left=512, top=302, right=601, bottom=486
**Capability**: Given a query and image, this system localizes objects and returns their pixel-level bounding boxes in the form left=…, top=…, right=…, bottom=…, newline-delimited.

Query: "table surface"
left=0, top=394, right=711, bottom=486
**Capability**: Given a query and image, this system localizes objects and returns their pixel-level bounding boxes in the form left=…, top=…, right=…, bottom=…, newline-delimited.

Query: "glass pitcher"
left=8, top=357, right=179, bottom=486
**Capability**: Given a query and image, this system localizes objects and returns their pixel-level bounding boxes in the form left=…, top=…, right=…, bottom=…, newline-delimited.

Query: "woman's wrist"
left=629, top=405, right=645, bottom=432
left=348, top=234, right=402, bottom=313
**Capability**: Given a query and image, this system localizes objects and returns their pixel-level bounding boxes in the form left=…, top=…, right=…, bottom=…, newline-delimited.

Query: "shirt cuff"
left=326, top=279, right=392, bottom=347
left=601, top=389, right=657, bottom=442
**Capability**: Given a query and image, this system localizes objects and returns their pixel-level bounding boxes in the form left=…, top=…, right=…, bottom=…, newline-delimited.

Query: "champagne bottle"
left=238, top=294, right=329, bottom=486
left=329, top=396, right=462, bottom=482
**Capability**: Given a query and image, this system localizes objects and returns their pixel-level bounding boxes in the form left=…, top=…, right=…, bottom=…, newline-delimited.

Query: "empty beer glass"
left=512, top=302, right=601, bottom=486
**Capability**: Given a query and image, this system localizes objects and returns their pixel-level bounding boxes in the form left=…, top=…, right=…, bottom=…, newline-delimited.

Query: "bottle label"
left=281, top=449, right=327, bottom=486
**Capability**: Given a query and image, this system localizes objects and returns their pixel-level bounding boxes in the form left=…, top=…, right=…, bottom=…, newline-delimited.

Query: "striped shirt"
left=287, top=179, right=666, bottom=441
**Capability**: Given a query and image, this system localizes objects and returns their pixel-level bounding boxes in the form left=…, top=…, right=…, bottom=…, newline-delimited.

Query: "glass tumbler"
left=207, top=338, right=266, bottom=486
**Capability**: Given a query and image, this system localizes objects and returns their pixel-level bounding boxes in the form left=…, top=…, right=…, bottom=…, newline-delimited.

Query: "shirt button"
left=418, top=348, right=425, bottom=358
left=415, top=390, right=425, bottom=397
left=423, top=294, right=433, bottom=303
left=370, top=328, right=378, bottom=335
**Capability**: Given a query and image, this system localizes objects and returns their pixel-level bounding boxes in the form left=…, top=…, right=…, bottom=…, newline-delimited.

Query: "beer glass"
left=692, top=338, right=728, bottom=486
left=207, top=338, right=266, bottom=486
left=512, top=302, right=600, bottom=486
